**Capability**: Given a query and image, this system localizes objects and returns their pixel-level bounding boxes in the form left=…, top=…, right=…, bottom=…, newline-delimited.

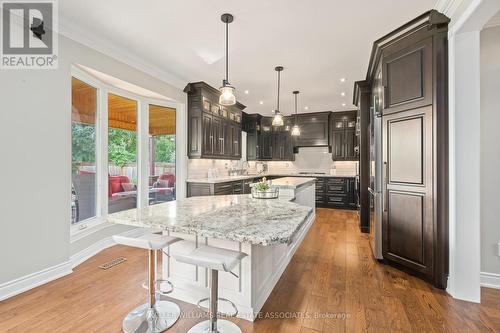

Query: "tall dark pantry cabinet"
left=355, top=10, right=449, bottom=289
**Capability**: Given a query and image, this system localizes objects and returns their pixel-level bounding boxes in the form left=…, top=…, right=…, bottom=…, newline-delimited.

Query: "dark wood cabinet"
left=202, top=114, right=213, bottom=156
left=344, top=129, right=357, bottom=159
left=260, top=132, right=273, bottom=160
left=315, top=177, right=357, bottom=209
left=331, top=131, right=344, bottom=159
left=212, top=117, right=222, bottom=155
left=243, top=115, right=295, bottom=161
left=185, top=82, right=245, bottom=160
left=382, top=38, right=433, bottom=115
left=244, top=113, right=261, bottom=161
left=246, top=132, right=258, bottom=161
left=295, top=112, right=330, bottom=147
left=330, top=111, right=359, bottom=161
left=187, top=179, right=250, bottom=197
left=358, top=10, right=449, bottom=288
left=382, top=106, right=434, bottom=279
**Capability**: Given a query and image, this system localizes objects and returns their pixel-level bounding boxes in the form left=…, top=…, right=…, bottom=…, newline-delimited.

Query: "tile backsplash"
left=187, top=159, right=246, bottom=179
left=187, top=147, right=358, bottom=179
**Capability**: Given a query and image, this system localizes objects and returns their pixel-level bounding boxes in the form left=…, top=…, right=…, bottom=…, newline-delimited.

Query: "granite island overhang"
left=107, top=189, right=316, bottom=321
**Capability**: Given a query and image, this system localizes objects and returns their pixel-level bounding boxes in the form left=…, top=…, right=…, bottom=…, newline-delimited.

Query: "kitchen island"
left=107, top=183, right=315, bottom=321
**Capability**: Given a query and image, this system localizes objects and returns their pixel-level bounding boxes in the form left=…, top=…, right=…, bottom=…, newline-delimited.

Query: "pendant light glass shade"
left=272, top=66, right=284, bottom=126
left=272, top=111, right=284, bottom=126
left=219, top=84, right=236, bottom=105
left=219, top=14, right=236, bottom=106
left=291, top=124, right=301, bottom=136
left=291, top=90, right=300, bottom=136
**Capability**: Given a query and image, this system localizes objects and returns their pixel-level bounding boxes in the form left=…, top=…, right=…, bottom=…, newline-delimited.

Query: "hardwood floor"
left=1, top=208, right=499, bottom=332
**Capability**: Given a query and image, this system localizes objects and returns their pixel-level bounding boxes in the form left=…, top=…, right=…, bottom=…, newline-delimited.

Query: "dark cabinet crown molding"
left=365, top=10, right=449, bottom=84
left=353, top=80, right=371, bottom=107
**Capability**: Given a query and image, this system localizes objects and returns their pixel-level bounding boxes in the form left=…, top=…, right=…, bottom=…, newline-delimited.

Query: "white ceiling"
left=60, top=0, right=436, bottom=116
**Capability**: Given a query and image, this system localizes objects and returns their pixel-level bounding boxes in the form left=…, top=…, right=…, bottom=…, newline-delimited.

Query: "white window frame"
left=70, top=67, right=185, bottom=240
left=70, top=69, right=105, bottom=237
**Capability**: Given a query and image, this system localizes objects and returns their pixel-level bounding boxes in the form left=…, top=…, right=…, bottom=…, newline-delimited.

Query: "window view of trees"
left=108, top=128, right=137, bottom=168
left=71, top=123, right=96, bottom=172
left=154, top=135, right=176, bottom=163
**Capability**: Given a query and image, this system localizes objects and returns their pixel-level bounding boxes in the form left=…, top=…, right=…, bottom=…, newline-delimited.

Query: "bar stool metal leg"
left=123, top=249, right=181, bottom=333
left=188, top=269, right=241, bottom=333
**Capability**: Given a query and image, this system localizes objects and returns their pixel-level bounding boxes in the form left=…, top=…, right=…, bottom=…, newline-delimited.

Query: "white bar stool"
left=113, top=232, right=182, bottom=333
left=174, top=245, right=248, bottom=333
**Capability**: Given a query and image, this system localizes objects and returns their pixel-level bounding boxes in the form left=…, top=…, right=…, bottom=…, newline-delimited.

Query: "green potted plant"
left=251, top=177, right=279, bottom=199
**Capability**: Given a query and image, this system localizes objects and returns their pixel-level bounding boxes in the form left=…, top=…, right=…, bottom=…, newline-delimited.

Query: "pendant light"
left=272, top=66, right=284, bottom=126
left=219, top=13, right=236, bottom=106
left=291, top=90, right=301, bottom=136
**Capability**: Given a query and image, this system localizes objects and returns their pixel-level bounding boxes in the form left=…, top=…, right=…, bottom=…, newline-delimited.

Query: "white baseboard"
left=0, top=227, right=142, bottom=302
left=69, top=227, right=143, bottom=268
left=0, top=261, right=73, bottom=302
left=481, top=271, right=500, bottom=290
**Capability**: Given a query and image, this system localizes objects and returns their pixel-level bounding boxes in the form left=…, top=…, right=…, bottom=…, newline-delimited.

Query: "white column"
left=448, top=30, right=481, bottom=303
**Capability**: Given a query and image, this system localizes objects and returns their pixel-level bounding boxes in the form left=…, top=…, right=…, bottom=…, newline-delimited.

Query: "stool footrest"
left=141, top=279, right=174, bottom=296
left=196, top=297, right=238, bottom=317
left=156, top=279, right=174, bottom=296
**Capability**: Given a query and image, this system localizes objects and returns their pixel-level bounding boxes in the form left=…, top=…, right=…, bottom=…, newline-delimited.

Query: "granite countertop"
left=107, top=195, right=314, bottom=246
left=250, top=177, right=316, bottom=189
left=186, top=173, right=356, bottom=184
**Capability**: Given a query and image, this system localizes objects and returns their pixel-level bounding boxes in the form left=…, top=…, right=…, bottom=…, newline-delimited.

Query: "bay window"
left=70, top=70, right=177, bottom=234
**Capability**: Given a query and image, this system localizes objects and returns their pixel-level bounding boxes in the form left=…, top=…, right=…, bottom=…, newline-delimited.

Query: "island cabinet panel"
left=295, top=112, right=330, bottom=147
left=187, top=180, right=250, bottom=197
left=184, top=82, right=245, bottom=160
left=163, top=210, right=316, bottom=322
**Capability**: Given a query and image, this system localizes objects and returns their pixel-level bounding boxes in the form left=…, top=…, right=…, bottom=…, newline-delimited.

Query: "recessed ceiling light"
left=342, top=103, right=346, bottom=107
left=341, top=92, right=346, bottom=96
left=340, top=78, right=346, bottom=83
left=259, top=101, right=263, bottom=105
left=245, top=90, right=249, bottom=94
left=304, top=106, right=309, bottom=110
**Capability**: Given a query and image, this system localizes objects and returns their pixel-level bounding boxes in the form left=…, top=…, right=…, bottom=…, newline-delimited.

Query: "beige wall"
left=480, top=25, right=500, bottom=275
left=0, top=34, right=184, bottom=284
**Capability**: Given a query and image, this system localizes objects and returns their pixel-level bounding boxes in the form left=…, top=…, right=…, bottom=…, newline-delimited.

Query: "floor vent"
left=99, top=257, right=126, bottom=270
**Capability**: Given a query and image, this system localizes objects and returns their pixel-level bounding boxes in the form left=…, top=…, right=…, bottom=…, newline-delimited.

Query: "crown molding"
left=435, top=0, right=463, bottom=18
left=484, top=13, right=500, bottom=28
left=58, top=19, right=187, bottom=91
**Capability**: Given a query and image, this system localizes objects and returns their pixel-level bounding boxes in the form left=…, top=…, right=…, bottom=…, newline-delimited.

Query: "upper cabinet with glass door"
left=184, top=82, right=246, bottom=160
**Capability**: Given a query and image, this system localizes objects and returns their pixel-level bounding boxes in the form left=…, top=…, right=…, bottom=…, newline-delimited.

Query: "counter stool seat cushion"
left=174, top=245, right=247, bottom=272
left=113, top=233, right=182, bottom=250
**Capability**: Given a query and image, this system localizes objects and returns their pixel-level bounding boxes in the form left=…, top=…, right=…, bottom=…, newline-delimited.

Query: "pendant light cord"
left=277, top=70, right=280, bottom=112
left=294, top=92, right=298, bottom=123
left=225, top=20, right=229, bottom=84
